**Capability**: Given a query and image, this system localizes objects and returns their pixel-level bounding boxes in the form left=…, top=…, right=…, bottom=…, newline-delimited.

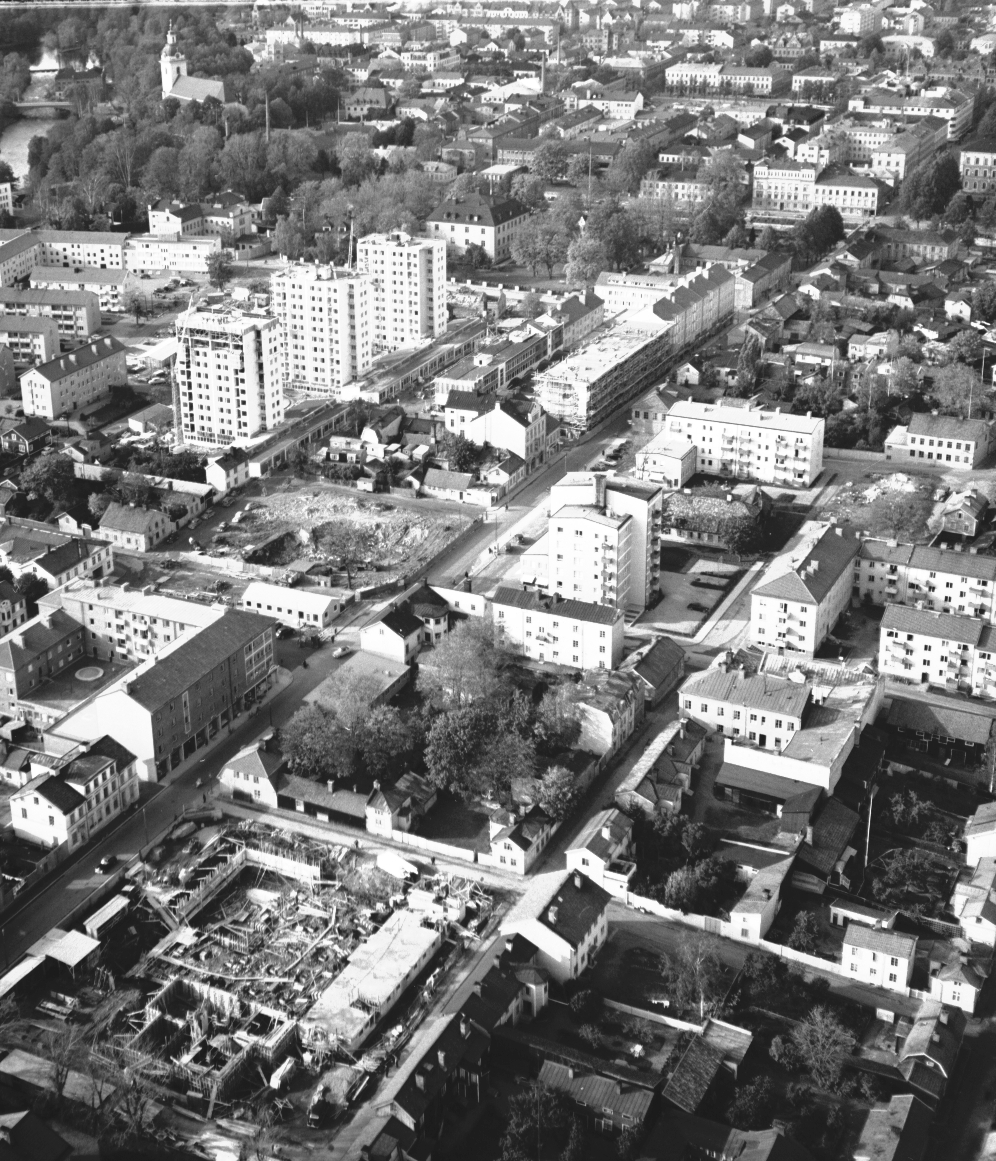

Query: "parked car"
left=332, top=645, right=351, bottom=658
left=96, top=854, right=118, bottom=875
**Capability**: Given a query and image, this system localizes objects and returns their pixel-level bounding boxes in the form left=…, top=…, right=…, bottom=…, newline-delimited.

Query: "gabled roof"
left=21, top=335, right=125, bottom=384
left=14, top=773, right=84, bottom=814
left=625, top=636, right=684, bottom=691
left=844, top=923, right=917, bottom=960
left=662, top=1037, right=725, bottom=1113
left=492, top=585, right=621, bottom=626
left=886, top=697, right=993, bottom=747
left=753, top=524, right=862, bottom=605
left=852, top=1095, right=933, bottom=1161
left=907, top=412, right=991, bottom=443
left=99, top=502, right=166, bottom=535
left=881, top=604, right=986, bottom=644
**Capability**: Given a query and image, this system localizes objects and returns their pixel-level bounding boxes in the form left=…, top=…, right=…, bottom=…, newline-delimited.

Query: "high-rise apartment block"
left=175, top=305, right=282, bottom=446
left=355, top=231, right=446, bottom=352
left=270, top=263, right=373, bottom=395
left=548, top=473, right=663, bottom=614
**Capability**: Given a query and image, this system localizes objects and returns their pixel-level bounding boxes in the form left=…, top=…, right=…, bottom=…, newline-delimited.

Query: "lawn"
left=660, top=545, right=696, bottom=572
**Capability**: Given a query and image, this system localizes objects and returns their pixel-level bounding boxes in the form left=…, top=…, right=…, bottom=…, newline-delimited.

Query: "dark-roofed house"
left=621, top=635, right=685, bottom=707
left=842, top=924, right=916, bottom=992
left=0, top=417, right=50, bottom=458
left=366, top=773, right=438, bottom=837
left=896, top=1002, right=965, bottom=1104
left=52, top=609, right=276, bottom=781
left=0, top=1110, right=72, bottom=1161
left=577, top=669, right=644, bottom=759
left=886, top=696, right=993, bottom=765
left=95, top=501, right=175, bottom=552
left=793, top=796, right=860, bottom=888
left=427, top=192, right=530, bottom=262
left=751, top=524, right=861, bottom=656
left=852, top=1094, right=933, bottom=1161
left=649, top=1113, right=816, bottom=1161
left=500, top=869, right=611, bottom=982
left=219, top=735, right=287, bottom=807
left=360, top=602, right=425, bottom=664
left=538, top=1060, right=654, bottom=1135
left=491, top=585, right=625, bottom=671
left=0, top=520, right=111, bottom=589
left=19, top=334, right=127, bottom=420
left=11, top=773, right=85, bottom=850
left=485, top=803, right=556, bottom=875
left=715, top=763, right=821, bottom=817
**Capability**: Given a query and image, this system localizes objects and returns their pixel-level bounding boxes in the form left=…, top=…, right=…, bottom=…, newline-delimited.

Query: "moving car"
left=96, top=854, right=118, bottom=875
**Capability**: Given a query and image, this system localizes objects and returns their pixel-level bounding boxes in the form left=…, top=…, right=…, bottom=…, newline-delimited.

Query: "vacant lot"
left=217, top=487, right=475, bottom=584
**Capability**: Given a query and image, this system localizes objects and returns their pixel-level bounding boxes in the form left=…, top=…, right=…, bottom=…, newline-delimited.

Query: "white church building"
left=161, top=23, right=230, bottom=103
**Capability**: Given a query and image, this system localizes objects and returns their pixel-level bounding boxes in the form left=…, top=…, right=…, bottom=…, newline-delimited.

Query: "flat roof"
left=27, top=927, right=100, bottom=968
left=666, top=398, right=823, bottom=434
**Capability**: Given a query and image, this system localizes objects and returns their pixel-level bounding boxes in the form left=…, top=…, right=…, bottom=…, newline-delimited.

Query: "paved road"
left=0, top=640, right=356, bottom=965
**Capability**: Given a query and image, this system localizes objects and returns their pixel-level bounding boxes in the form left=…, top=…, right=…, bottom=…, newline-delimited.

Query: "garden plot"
left=820, top=474, right=938, bottom=542
left=219, top=490, right=473, bottom=583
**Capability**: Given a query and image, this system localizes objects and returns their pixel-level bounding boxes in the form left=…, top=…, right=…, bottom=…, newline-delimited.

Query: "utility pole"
left=864, top=784, right=877, bottom=872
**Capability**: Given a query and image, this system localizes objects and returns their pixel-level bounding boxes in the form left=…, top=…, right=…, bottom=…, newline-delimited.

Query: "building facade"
left=270, top=263, right=374, bottom=395
left=355, top=230, right=447, bottom=352
left=175, top=305, right=283, bottom=446
left=491, top=586, right=625, bottom=670
left=19, top=335, right=127, bottom=420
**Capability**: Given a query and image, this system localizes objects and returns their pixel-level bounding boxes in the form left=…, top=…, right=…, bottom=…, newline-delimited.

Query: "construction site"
left=0, top=817, right=496, bottom=1141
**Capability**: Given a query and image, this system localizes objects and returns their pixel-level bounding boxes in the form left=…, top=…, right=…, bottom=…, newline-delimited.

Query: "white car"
left=332, top=646, right=351, bottom=658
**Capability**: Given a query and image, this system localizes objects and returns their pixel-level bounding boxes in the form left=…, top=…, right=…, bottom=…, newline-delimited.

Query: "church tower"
left=161, top=22, right=188, bottom=99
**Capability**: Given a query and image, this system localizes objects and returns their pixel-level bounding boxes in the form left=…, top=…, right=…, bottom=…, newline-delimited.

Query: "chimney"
left=326, top=780, right=336, bottom=792
left=473, top=980, right=483, bottom=996
left=805, top=824, right=814, bottom=844
left=939, top=1009, right=949, bottom=1025
left=573, top=872, right=582, bottom=890
left=547, top=905, right=559, bottom=925
left=460, top=1015, right=470, bottom=1038
left=726, top=493, right=733, bottom=502
left=762, top=888, right=772, bottom=900
left=679, top=719, right=686, bottom=739
left=835, top=526, right=843, bottom=536
left=932, top=409, right=939, bottom=417
left=437, top=1049, right=449, bottom=1069
left=415, top=1072, right=426, bottom=1091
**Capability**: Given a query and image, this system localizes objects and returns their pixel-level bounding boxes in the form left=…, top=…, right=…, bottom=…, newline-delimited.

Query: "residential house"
left=0, top=521, right=112, bottom=588
left=895, top=1002, right=965, bottom=1105
left=877, top=604, right=996, bottom=694
left=750, top=524, right=861, bottom=656
left=940, top=490, right=989, bottom=539
left=577, top=669, right=644, bottom=758
left=365, top=773, right=438, bottom=837
left=500, top=869, right=611, bottom=983
left=660, top=485, right=767, bottom=552
left=95, top=502, right=175, bottom=553
left=537, top=1062, right=653, bottom=1136
left=11, top=735, right=139, bottom=852
left=0, top=418, right=50, bottom=458
left=951, top=857, right=996, bottom=946
left=620, top=635, right=686, bottom=708
left=634, top=434, right=697, bottom=488
left=485, top=804, right=555, bottom=875
left=219, top=737, right=286, bottom=807
left=885, top=697, right=992, bottom=766
left=359, top=604, right=424, bottom=664
left=565, top=808, right=636, bottom=897
left=922, top=938, right=988, bottom=1013
left=842, top=924, right=916, bottom=992
left=678, top=665, right=810, bottom=748
left=426, top=192, right=530, bottom=262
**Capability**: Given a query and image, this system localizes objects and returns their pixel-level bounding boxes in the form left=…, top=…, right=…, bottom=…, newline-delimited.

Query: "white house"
left=359, top=604, right=424, bottom=663
left=241, top=581, right=345, bottom=631
left=966, top=802, right=996, bottom=866
left=841, top=924, right=916, bottom=992
left=565, top=808, right=636, bottom=897
left=500, top=869, right=611, bottom=983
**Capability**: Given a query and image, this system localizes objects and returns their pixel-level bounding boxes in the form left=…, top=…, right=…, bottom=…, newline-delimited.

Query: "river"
left=0, top=50, right=66, bottom=182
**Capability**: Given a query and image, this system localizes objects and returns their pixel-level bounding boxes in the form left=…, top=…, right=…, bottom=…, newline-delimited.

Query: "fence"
left=624, top=891, right=709, bottom=930
left=389, top=829, right=477, bottom=864
left=602, top=997, right=704, bottom=1034
left=823, top=448, right=886, bottom=463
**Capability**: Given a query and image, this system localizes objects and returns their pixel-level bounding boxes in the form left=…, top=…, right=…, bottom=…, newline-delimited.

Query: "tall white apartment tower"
left=548, top=473, right=664, bottom=614
left=174, top=305, right=282, bottom=447
left=355, top=230, right=447, bottom=352
left=269, top=263, right=374, bottom=395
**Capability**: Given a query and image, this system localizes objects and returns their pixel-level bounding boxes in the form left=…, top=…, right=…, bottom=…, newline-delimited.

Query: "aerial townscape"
left=7, top=5, right=996, bottom=1161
